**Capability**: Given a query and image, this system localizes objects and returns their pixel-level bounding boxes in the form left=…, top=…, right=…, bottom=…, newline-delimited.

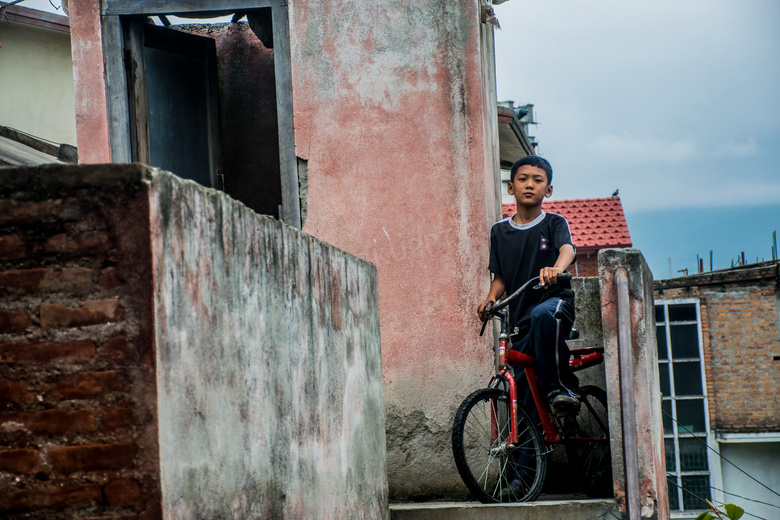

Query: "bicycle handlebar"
left=484, top=272, right=572, bottom=320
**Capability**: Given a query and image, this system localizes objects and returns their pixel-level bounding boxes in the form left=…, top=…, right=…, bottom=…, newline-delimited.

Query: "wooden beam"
left=102, top=15, right=132, bottom=163
left=0, top=1, right=70, bottom=32
left=103, top=0, right=286, bottom=16
left=272, top=5, right=301, bottom=229
left=125, top=21, right=151, bottom=165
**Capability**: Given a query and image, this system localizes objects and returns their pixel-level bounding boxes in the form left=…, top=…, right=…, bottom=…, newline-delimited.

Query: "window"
left=655, top=300, right=712, bottom=515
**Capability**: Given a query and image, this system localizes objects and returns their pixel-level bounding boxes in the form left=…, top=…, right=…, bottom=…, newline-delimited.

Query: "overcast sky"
left=493, top=0, right=780, bottom=277
left=20, top=0, right=780, bottom=278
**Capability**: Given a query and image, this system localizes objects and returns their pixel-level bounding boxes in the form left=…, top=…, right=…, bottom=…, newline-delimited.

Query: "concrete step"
left=390, top=499, right=619, bottom=520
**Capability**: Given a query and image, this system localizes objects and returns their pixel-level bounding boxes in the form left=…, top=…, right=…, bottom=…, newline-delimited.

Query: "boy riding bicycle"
left=477, top=156, right=580, bottom=416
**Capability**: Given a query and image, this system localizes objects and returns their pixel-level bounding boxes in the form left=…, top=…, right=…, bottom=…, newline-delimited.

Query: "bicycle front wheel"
left=452, top=388, right=547, bottom=503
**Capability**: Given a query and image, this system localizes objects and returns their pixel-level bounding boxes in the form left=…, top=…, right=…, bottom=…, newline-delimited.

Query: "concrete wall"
left=151, top=171, right=388, bottom=519
left=290, top=0, right=501, bottom=498
left=1, top=164, right=389, bottom=519
left=569, top=276, right=606, bottom=390
left=0, top=18, right=77, bottom=145
left=599, top=249, right=668, bottom=520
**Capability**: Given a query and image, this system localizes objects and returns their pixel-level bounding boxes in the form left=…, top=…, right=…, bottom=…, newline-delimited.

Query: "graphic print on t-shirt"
left=540, top=234, right=550, bottom=251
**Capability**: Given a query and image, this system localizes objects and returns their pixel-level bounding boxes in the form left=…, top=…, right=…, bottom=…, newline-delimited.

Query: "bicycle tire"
left=564, top=385, right=613, bottom=497
left=452, top=388, right=547, bottom=503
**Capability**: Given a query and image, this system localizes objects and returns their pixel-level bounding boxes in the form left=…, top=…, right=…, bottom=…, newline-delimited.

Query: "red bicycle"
left=452, top=273, right=612, bottom=503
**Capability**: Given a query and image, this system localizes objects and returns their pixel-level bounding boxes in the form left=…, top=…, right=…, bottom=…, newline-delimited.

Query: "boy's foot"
left=551, top=393, right=580, bottom=416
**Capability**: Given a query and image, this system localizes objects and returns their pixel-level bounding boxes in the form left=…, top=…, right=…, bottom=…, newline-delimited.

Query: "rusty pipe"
left=617, top=268, right=641, bottom=520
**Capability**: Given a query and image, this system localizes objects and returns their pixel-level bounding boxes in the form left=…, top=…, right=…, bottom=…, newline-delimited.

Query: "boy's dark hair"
left=510, top=156, right=553, bottom=184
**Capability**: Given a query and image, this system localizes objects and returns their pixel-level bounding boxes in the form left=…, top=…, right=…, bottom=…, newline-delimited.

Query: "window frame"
left=655, top=298, right=715, bottom=517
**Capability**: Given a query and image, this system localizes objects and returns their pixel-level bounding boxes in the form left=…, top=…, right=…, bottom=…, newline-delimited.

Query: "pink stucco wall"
left=290, top=0, right=501, bottom=498
left=64, top=0, right=501, bottom=499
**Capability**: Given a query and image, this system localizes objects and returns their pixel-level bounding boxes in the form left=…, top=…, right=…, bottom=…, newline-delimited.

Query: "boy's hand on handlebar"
left=538, top=267, right=564, bottom=288
left=477, top=300, right=492, bottom=321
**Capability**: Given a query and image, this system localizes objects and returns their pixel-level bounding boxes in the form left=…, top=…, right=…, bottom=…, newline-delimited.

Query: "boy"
left=477, top=156, right=580, bottom=416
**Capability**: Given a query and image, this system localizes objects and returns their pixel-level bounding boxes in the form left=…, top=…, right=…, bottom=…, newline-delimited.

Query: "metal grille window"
left=655, top=300, right=711, bottom=514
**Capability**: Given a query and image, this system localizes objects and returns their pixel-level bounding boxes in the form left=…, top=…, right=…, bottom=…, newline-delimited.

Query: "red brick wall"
left=575, top=250, right=599, bottom=277
left=0, top=165, right=161, bottom=519
left=655, top=264, right=780, bottom=432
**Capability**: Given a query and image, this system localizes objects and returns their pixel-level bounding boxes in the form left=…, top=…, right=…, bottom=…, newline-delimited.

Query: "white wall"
left=0, top=21, right=76, bottom=145
left=719, top=442, right=780, bottom=520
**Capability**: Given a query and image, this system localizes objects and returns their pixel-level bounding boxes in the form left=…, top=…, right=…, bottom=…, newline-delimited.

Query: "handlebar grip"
left=558, top=272, right=572, bottom=283
left=479, top=301, right=495, bottom=336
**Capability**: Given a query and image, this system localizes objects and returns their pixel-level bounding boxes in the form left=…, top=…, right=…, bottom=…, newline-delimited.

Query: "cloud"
left=715, top=138, right=759, bottom=158
left=588, top=134, right=700, bottom=164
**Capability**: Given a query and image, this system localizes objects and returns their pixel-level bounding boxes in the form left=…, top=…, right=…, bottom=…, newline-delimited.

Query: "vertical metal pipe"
left=616, top=268, right=641, bottom=520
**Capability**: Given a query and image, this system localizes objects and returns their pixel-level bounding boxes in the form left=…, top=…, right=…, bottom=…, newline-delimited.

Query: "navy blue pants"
left=511, top=296, right=579, bottom=418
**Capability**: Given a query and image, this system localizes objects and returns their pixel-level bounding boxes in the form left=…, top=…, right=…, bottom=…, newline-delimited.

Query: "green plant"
left=695, top=500, right=744, bottom=520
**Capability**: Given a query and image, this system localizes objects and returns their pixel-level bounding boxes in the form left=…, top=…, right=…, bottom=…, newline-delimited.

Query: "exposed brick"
left=0, top=379, right=32, bottom=403
left=102, top=337, right=137, bottom=361
left=0, top=448, right=39, bottom=474
left=51, top=371, right=125, bottom=399
left=0, top=340, right=95, bottom=364
left=40, top=298, right=124, bottom=328
left=1, top=409, right=95, bottom=435
left=49, top=443, right=137, bottom=474
left=2, top=483, right=101, bottom=513
left=103, top=406, right=135, bottom=430
left=0, top=198, right=81, bottom=225
left=79, top=514, right=140, bottom=520
left=0, top=267, right=93, bottom=294
left=45, top=231, right=111, bottom=255
left=0, top=308, right=31, bottom=333
left=0, top=234, right=26, bottom=259
left=100, top=266, right=122, bottom=288
left=104, top=478, right=142, bottom=507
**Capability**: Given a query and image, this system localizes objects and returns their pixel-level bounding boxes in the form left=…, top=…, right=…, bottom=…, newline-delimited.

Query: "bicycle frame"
left=487, top=306, right=609, bottom=446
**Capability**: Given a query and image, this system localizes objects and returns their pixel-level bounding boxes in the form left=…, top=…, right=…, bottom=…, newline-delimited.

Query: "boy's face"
left=508, top=165, right=552, bottom=207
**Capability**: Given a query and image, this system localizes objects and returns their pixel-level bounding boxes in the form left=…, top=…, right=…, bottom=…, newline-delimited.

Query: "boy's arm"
left=539, top=244, right=576, bottom=287
left=477, top=274, right=505, bottom=321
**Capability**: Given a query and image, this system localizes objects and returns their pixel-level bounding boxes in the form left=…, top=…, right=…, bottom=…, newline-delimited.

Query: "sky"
left=492, top=0, right=780, bottom=278
left=17, top=0, right=780, bottom=279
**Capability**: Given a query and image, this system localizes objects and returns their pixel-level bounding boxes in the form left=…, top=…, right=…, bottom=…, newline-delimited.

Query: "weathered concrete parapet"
left=0, top=163, right=388, bottom=519
left=599, top=249, right=668, bottom=520
left=151, top=170, right=389, bottom=519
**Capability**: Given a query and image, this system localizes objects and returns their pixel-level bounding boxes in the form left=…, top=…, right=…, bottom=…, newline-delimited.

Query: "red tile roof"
left=502, top=197, right=632, bottom=250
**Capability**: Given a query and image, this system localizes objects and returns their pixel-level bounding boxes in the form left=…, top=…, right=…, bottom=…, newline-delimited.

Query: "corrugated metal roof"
left=501, top=197, right=632, bottom=250
left=0, top=135, right=64, bottom=167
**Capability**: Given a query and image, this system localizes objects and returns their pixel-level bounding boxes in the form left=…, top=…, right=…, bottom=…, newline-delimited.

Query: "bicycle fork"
left=489, top=334, right=520, bottom=452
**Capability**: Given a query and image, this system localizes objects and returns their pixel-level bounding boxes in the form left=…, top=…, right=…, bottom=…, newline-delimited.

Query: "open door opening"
left=105, top=2, right=299, bottom=227
left=125, top=20, right=222, bottom=190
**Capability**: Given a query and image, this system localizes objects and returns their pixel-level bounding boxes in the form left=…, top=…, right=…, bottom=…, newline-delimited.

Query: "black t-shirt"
left=488, top=211, right=575, bottom=334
